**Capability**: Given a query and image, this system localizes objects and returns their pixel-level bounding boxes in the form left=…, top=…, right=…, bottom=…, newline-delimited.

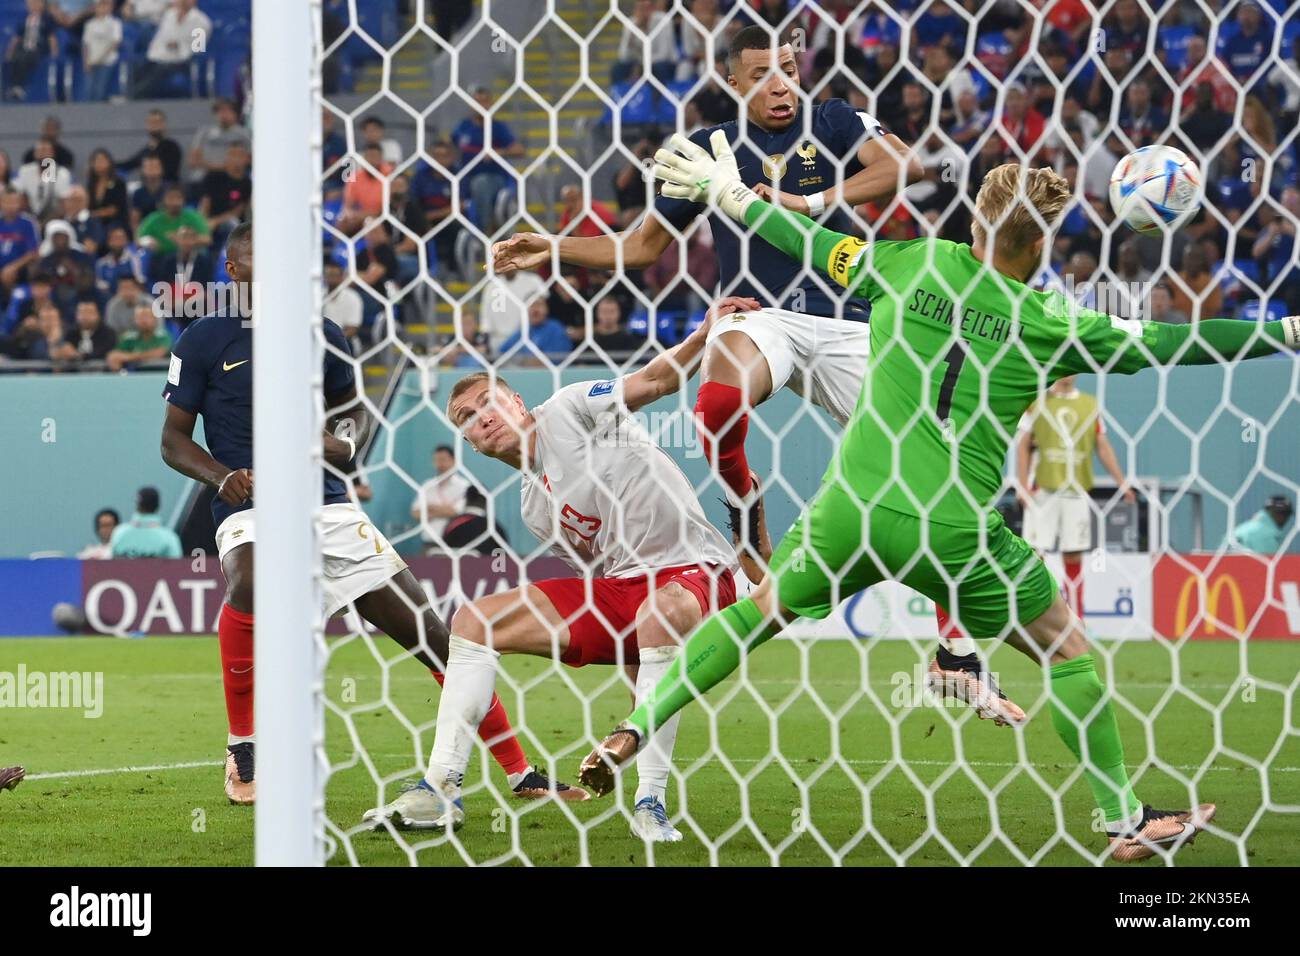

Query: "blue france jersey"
left=656, top=98, right=885, bottom=320
left=163, top=314, right=356, bottom=527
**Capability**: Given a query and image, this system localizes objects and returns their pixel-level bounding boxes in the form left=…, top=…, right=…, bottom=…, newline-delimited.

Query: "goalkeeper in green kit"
left=579, top=131, right=1300, bottom=862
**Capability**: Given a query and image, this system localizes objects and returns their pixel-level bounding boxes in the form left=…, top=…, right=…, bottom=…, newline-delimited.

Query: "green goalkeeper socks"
left=626, top=598, right=774, bottom=738
left=1048, top=654, right=1142, bottom=825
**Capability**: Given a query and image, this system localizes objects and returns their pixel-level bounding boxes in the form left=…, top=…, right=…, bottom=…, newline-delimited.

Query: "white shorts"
left=1023, top=490, right=1093, bottom=553
left=705, top=307, right=871, bottom=426
left=215, top=502, right=409, bottom=618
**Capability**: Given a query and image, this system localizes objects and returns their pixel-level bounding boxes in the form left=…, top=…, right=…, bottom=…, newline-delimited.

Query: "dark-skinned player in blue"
left=492, top=26, right=1019, bottom=724
left=160, top=222, right=584, bottom=809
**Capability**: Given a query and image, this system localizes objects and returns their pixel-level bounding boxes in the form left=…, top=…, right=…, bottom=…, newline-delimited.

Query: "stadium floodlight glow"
left=253, top=0, right=324, bottom=867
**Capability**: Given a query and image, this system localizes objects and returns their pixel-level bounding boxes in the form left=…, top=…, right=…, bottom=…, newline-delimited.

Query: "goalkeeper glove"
left=654, top=130, right=759, bottom=222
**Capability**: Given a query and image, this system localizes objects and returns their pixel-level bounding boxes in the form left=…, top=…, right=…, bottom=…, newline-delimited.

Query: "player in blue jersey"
left=494, top=27, right=1023, bottom=725
left=160, top=223, right=583, bottom=807
left=496, top=26, right=916, bottom=576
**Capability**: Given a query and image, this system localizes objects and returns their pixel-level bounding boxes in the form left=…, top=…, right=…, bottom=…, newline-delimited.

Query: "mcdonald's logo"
left=1174, top=573, right=1247, bottom=636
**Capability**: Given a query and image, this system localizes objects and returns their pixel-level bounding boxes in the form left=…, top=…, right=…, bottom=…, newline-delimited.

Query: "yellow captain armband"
left=826, top=236, right=869, bottom=287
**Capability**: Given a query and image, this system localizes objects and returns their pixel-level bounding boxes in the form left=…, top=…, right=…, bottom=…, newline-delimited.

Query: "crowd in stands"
left=0, top=101, right=254, bottom=365
left=9, top=0, right=1300, bottom=374
left=1, top=0, right=429, bottom=105
left=1, top=0, right=242, bottom=103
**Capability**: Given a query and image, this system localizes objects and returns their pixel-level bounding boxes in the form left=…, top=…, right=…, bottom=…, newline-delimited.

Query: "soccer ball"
left=52, top=602, right=87, bottom=633
left=1109, top=145, right=1203, bottom=234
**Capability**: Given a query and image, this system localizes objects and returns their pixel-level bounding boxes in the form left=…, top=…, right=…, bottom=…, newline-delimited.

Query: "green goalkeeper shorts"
left=768, top=479, right=1058, bottom=639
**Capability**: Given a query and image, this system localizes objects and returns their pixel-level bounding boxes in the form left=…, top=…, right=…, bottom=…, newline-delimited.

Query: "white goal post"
left=252, top=0, right=323, bottom=867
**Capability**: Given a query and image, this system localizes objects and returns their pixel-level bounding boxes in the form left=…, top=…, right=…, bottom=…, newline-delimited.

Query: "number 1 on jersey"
left=936, top=340, right=968, bottom=425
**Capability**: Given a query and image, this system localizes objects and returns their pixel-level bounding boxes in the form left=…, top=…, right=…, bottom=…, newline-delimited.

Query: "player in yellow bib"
left=1017, top=377, right=1135, bottom=617
left=578, top=132, right=1300, bottom=861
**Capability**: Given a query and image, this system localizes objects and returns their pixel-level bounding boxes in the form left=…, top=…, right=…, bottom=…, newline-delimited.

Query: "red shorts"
left=533, top=564, right=737, bottom=668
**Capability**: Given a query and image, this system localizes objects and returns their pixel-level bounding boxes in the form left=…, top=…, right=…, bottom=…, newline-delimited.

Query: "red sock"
left=934, top=604, right=967, bottom=644
left=1064, top=558, right=1084, bottom=618
left=430, top=669, right=530, bottom=776
left=695, top=381, right=752, bottom=499
left=218, top=604, right=255, bottom=738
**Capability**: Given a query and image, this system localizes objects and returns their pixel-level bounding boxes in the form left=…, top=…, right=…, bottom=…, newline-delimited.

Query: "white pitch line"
left=26, top=760, right=223, bottom=781
left=23, top=756, right=1300, bottom=783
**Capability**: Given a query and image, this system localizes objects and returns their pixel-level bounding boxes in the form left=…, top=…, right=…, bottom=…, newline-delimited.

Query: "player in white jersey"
left=362, top=297, right=752, bottom=842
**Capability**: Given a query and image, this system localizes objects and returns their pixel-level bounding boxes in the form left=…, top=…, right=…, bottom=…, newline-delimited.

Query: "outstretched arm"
left=491, top=211, right=675, bottom=274
left=621, top=294, right=760, bottom=412
left=1069, top=314, right=1299, bottom=375
left=740, top=200, right=866, bottom=288
left=654, top=131, right=864, bottom=289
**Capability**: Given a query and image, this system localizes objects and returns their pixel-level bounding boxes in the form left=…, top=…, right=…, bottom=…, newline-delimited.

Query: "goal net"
left=300, top=0, right=1300, bottom=866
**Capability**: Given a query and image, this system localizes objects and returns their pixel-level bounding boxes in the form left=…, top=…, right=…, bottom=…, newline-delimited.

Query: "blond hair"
left=446, top=371, right=512, bottom=425
left=972, top=163, right=1071, bottom=254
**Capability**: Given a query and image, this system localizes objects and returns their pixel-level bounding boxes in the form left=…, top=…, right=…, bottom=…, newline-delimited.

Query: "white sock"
left=425, top=634, right=500, bottom=797
left=633, top=645, right=682, bottom=808
left=505, top=768, right=532, bottom=790
left=228, top=733, right=255, bottom=747
left=1112, top=804, right=1145, bottom=835
left=944, top=636, right=978, bottom=657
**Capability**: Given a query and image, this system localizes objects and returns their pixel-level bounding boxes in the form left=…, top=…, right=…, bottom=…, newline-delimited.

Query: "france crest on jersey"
left=656, top=98, right=886, bottom=321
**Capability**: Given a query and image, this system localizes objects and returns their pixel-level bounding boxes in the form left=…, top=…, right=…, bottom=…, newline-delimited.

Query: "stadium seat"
left=665, top=79, right=696, bottom=105
left=627, top=309, right=651, bottom=337
left=1215, top=21, right=1241, bottom=54
left=1238, top=298, right=1286, bottom=323
left=354, top=0, right=399, bottom=47
left=213, top=19, right=251, bottom=99
left=602, top=80, right=659, bottom=130
left=204, top=0, right=253, bottom=23
left=628, top=308, right=686, bottom=346
left=322, top=197, right=345, bottom=260
left=1213, top=260, right=1232, bottom=292
left=1159, top=25, right=1196, bottom=71
left=22, top=54, right=60, bottom=103
left=654, top=79, right=697, bottom=126
left=655, top=309, right=686, bottom=345
left=1232, top=258, right=1261, bottom=286
left=654, top=89, right=679, bottom=126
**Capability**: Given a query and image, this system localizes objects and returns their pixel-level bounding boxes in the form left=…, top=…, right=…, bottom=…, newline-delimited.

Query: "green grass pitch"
left=1, top=635, right=1297, bottom=866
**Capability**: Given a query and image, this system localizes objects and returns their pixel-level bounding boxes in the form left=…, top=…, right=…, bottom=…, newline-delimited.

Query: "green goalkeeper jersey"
left=741, top=203, right=1294, bottom=529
